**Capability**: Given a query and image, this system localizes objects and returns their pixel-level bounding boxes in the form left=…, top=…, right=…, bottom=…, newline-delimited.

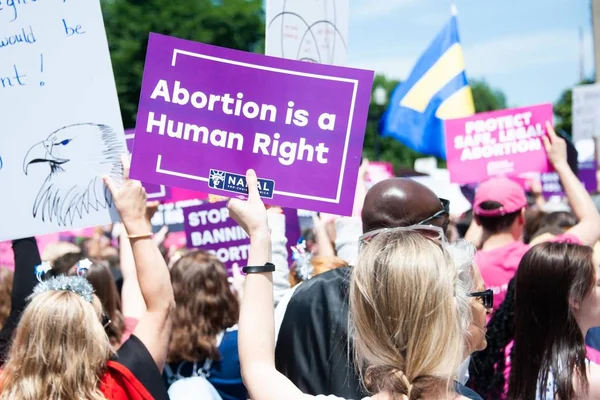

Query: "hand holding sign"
left=104, top=155, right=147, bottom=229
left=227, top=169, right=269, bottom=238
left=542, top=122, right=568, bottom=170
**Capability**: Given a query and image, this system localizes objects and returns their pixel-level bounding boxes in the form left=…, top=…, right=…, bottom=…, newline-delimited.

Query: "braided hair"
left=469, top=278, right=515, bottom=398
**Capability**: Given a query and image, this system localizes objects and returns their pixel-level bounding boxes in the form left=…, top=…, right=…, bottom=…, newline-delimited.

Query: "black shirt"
left=275, top=266, right=484, bottom=400
left=275, top=267, right=366, bottom=398
left=116, top=334, right=169, bottom=400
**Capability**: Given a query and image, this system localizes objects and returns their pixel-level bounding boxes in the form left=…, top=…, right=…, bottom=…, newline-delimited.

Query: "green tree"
left=101, top=0, right=264, bottom=129
left=471, top=78, right=507, bottom=112
left=553, top=79, right=594, bottom=137
left=362, top=75, right=422, bottom=168
left=362, top=75, right=508, bottom=170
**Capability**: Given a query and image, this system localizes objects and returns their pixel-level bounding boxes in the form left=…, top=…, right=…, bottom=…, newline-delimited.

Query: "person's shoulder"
left=292, top=266, right=351, bottom=296
left=551, top=234, right=582, bottom=245
left=217, top=327, right=239, bottom=352
left=454, top=381, right=483, bottom=400
left=288, top=266, right=352, bottom=309
left=476, top=241, right=529, bottom=269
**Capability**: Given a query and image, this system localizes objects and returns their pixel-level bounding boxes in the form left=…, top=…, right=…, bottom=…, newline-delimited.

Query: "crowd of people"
left=0, top=124, right=599, bottom=399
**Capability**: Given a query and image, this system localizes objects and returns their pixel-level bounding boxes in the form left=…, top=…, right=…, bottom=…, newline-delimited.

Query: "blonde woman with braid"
left=229, top=169, right=472, bottom=400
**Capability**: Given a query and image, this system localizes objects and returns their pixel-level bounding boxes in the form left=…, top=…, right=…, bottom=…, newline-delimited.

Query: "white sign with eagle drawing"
left=0, top=0, right=126, bottom=241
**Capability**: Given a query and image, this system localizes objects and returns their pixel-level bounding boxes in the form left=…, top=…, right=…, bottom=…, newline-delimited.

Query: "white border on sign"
left=125, top=133, right=167, bottom=199
left=152, top=48, right=360, bottom=204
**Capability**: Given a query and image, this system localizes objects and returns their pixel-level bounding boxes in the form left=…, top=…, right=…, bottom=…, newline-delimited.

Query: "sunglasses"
left=359, top=224, right=447, bottom=247
left=417, top=198, right=450, bottom=226
left=101, top=312, right=112, bottom=329
left=467, top=289, right=494, bottom=310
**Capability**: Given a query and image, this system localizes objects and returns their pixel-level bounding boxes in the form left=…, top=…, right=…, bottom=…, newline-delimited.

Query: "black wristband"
left=242, top=263, right=276, bottom=274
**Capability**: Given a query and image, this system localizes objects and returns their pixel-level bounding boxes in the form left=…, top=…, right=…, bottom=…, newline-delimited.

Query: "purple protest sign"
left=130, top=33, right=374, bottom=215
left=126, top=129, right=209, bottom=203
left=125, top=130, right=170, bottom=201
left=541, top=161, right=597, bottom=198
left=183, top=201, right=249, bottom=274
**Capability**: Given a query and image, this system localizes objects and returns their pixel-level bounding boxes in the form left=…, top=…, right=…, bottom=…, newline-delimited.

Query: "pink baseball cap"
left=474, top=178, right=527, bottom=217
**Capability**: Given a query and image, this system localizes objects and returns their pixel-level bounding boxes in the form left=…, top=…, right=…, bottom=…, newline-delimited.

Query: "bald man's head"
left=361, top=178, right=448, bottom=233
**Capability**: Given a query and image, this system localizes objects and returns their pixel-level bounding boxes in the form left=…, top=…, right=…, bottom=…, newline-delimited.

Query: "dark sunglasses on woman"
left=467, top=289, right=493, bottom=310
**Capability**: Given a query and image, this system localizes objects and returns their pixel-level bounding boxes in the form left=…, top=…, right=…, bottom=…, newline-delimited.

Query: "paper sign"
left=266, top=0, right=349, bottom=66
left=184, top=202, right=249, bottom=274
left=573, top=84, right=600, bottom=141
left=125, top=129, right=207, bottom=203
left=130, top=33, right=373, bottom=215
left=445, top=104, right=552, bottom=185
left=0, top=0, right=126, bottom=241
left=541, top=161, right=597, bottom=198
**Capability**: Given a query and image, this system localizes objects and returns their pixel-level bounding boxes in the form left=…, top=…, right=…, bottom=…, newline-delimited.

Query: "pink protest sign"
left=445, top=104, right=553, bottom=185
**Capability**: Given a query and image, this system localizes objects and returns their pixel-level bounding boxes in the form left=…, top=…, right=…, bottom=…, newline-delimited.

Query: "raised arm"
left=313, top=214, right=335, bottom=257
left=545, top=123, right=600, bottom=246
left=267, top=209, right=290, bottom=308
left=119, top=224, right=146, bottom=321
left=229, top=170, right=313, bottom=400
left=0, top=237, right=41, bottom=364
left=104, top=158, right=175, bottom=372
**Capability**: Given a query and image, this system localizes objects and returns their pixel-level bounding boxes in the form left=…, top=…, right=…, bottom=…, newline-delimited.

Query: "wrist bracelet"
left=242, top=263, right=276, bottom=274
left=127, top=233, right=153, bottom=240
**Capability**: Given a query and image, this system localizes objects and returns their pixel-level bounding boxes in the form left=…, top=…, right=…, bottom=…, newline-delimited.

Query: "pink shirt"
left=475, top=241, right=530, bottom=316
left=475, top=234, right=581, bottom=316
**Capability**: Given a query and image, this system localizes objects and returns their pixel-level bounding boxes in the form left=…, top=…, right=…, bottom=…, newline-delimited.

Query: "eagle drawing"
left=23, top=123, right=125, bottom=226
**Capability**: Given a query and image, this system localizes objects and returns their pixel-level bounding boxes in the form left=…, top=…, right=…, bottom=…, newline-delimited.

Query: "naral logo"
left=209, top=170, right=227, bottom=189
left=208, top=169, right=275, bottom=199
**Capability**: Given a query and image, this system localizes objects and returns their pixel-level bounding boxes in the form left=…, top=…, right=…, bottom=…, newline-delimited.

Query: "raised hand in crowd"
left=104, top=155, right=175, bottom=372
left=543, top=122, right=600, bottom=247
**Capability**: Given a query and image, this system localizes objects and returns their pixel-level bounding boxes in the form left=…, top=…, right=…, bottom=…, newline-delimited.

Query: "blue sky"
left=348, top=0, right=593, bottom=107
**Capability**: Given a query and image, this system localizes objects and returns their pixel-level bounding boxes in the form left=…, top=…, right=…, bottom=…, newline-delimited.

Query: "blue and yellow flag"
left=380, top=12, right=474, bottom=159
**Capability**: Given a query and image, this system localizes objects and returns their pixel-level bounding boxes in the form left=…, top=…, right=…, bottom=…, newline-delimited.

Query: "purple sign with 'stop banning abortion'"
left=184, top=202, right=249, bottom=274
left=184, top=201, right=303, bottom=274
left=130, top=33, right=374, bottom=215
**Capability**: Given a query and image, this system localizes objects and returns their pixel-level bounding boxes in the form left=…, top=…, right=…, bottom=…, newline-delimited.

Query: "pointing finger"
left=545, top=122, right=557, bottom=143
left=542, top=135, right=551, bottom=153
left=245, top=169, right=260, bottom=201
